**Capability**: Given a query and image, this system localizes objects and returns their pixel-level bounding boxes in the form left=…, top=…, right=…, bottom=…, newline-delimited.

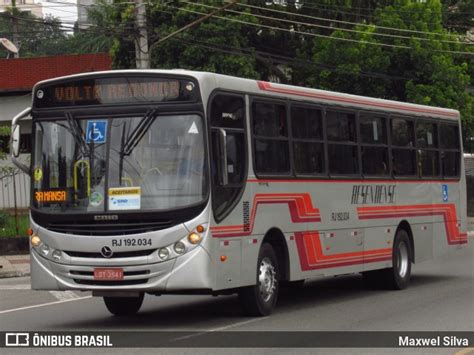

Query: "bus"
left=10, top=70, right=468, bottom=317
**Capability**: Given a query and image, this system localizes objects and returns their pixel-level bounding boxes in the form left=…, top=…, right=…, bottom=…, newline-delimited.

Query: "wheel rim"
left=258, top=257, right=277, bottom=303
left=397, top=241, right=409, bottom=278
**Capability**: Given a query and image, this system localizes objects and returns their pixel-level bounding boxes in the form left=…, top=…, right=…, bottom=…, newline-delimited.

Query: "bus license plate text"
left=111, top=238, right=152, bottom=247
left=94, top=268, right=123, bottom=280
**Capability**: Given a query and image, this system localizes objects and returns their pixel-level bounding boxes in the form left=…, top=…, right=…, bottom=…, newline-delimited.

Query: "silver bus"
left=11, top=70, right=468, bottom=316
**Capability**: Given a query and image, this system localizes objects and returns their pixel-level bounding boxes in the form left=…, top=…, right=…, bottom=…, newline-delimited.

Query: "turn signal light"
left=31, top=235, right=41, bottom=247
left=188, top=232, right=202, bottom=245
left=196, top=225, right=205, bottom=233
left=220, top=255, right=227, bottom=262
left=27, top=228, right=33, bottom=236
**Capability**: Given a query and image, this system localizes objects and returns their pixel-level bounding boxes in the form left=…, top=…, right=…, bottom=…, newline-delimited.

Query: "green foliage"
left=0, top=126, right=10, bottom=161
left=0, top=214, right=29, bottom=237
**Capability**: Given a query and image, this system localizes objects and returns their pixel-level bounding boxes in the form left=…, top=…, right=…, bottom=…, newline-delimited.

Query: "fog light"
left=158, top=248, right=169, bottom=260
left=52, top=250, right=62, bottom=261
left=31, top=235, right=41, bottom=247
left=40, top=243, right=50, bottom=256
left=188, top=232, right=202, bottom=245
left=174, top=241, right=185, bottom=254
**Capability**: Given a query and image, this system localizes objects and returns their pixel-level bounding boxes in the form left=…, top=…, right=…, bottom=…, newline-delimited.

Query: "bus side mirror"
left=11, top=124, right=20, bottom=157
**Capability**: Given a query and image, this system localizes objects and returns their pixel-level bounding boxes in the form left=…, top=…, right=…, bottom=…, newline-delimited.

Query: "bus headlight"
left=174, top=241, right=186, bottom=254
left=188, top=232, right=202, bottom=245
left=40, top=243, right=50, bottom=256
left=158, top=248, right=170, bottom=260
left=31, top=235, right=41, bottom=247
left=51, top=250, right=62, bottom=261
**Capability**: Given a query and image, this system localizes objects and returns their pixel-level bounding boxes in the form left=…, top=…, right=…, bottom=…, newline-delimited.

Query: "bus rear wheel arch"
left=363, top=227, right=413, bottom=290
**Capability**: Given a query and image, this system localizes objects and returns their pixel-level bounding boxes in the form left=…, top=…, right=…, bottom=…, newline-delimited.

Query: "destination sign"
left=34, top=77, right=199, bottom=108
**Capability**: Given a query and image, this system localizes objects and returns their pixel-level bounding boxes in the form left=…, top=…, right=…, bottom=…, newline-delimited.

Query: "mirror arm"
left=10, top=107, right=31, bottom=175
left=219, top=128, right=228, bottom=186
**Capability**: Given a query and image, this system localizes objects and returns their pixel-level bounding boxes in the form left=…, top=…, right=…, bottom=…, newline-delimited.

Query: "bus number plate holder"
left=93, top=268, right=124, bottom=280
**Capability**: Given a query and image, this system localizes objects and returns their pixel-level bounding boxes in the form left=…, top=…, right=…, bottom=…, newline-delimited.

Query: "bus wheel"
left=103, top=293, right=144, bottom=316
left=363, top=229, right=412, bottom=290
left=239, top=243, right=279, bottom=316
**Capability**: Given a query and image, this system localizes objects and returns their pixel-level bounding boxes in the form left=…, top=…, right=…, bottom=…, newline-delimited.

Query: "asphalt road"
left=0, top=242, right=473, bottom=354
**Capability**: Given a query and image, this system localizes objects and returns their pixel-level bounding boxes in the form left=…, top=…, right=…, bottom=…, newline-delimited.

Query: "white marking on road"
left=0, top=296, right=92, bottom=315
left=0, top=285, right=30, bottom=290
left=49, top=291, right=81, bottom=301
left=455, top=348, right=474, bottom=355
left=173, top=317, right=269, bottom=341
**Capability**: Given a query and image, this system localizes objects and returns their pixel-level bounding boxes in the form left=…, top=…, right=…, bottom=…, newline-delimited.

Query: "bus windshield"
left=32, top=114, right=208, bottom=213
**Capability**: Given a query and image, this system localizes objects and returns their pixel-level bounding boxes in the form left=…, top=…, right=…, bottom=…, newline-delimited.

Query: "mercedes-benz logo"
left=101, top=246, right=113, bottom=258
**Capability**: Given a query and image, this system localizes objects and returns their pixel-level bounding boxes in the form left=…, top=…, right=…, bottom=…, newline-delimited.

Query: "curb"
left=0, top=255, right=30, bottom=279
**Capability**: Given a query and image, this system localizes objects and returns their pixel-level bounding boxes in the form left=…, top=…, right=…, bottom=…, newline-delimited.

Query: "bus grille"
left=73, top=279, right=148, bottom=286
left=64, top=249, right=156, bottom=259
left=47, top=220, right=173, bottom=236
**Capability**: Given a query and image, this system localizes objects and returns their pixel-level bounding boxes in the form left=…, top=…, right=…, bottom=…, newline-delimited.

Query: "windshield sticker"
left=35, top=190, right=67, bottom=203
left=108, top=187, right=141, bottom=211
left=188, top=122, right=199, bottom=134
left=34, top=167, right=43, bottom=182
left=89, top=191, right=104, bottom=207
left=86, top=120, right=107, bottom=144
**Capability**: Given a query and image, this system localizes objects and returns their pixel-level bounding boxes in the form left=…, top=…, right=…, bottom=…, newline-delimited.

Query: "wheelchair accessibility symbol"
left=86, top=120, right=107, bottom=144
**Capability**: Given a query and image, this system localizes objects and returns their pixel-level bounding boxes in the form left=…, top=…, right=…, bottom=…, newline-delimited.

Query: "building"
left=0, top=52, right=112, bottom=209
left=0, top=0, right=43, bottom=18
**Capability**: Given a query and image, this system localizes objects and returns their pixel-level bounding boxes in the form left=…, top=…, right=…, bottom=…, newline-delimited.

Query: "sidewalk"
left=0, top=254, right=30, bottom=278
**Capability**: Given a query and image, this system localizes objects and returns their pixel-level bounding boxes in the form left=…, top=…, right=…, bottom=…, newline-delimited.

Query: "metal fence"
left=0, top=170, right=30, bottom=210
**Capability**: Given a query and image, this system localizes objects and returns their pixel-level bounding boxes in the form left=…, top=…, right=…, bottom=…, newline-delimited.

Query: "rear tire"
left=103, top=293, right=144, bottom=316
left=363, top=229, right=412, bottom=290
left=239, top=243, right=279, bottom=316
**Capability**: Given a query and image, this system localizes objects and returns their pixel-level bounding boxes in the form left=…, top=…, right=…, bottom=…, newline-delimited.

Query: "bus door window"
left=210, top=94, right=246, bottom=221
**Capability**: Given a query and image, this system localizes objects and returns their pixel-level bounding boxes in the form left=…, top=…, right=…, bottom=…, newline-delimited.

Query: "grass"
left=0, top=215, right=29, bottom=238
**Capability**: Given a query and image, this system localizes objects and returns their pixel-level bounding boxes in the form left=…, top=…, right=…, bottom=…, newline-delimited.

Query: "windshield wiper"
left=65, top=112, right=89, bottom=157
left=121, top=108, right=158, bottom=156
left=118, top=108, right=158, bottom=185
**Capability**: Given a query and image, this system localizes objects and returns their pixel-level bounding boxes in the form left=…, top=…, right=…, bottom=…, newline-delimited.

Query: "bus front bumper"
left=30, top=245, right=214, bottom=293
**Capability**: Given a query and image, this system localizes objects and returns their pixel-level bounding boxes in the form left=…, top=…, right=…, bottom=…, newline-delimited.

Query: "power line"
left=167, top=5, right=474, bottom=56
left=181, top=1, right=473, bottom=46
left=237, top=2, right=471, bottom=39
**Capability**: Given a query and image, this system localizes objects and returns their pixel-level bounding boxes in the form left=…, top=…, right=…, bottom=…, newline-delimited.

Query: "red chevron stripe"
left=357, top=204, right=467, bottom=245
left=211, top=193, right=320, bottom=238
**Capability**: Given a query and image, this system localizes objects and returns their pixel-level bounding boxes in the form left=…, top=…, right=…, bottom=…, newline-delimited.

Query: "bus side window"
left=210, top=94, right=247, bottom=221
left=252, top=101, right=290, bottom=175
left=440, top=123, right=461, bottom=178
left=416, top=121, right=439, bottom=178
left=391, top=117, right=416, bottom=177
left=360, top=114, right=389, bottom=176
left=326, top=110, right=358, bottom=176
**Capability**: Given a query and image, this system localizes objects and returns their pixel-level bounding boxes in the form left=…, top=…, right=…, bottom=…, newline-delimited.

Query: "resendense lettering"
left=351, top=185, right=396, bottom=205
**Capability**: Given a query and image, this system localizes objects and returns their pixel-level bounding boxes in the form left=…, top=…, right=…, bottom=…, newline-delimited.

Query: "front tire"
left=103, top=293, right=144, bottom=316
left=363, top=229, right=412, bottom=290
left=239, top=243, right=279, bottom=316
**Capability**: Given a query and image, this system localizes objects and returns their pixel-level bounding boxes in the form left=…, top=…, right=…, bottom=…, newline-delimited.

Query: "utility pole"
left=135, top=0, right=149, bottom=69
left=11, top=0, right=20, bottom=58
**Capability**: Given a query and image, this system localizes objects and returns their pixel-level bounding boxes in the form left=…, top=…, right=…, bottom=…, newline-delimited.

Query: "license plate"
left=93, top=268, right=124, bottom=280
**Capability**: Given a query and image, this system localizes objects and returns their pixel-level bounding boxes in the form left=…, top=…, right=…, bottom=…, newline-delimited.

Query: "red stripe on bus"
left=257, top=81, right=458, bottom=118
left=247, top=179, right=459, bottom=184
left=358, top=204, right=467, bottom=245
left=211, top=193, right=320, bottom=237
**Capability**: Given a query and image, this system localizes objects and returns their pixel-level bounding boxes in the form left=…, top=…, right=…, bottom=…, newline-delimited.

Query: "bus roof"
left=33, top=69, right=460, bottom=120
